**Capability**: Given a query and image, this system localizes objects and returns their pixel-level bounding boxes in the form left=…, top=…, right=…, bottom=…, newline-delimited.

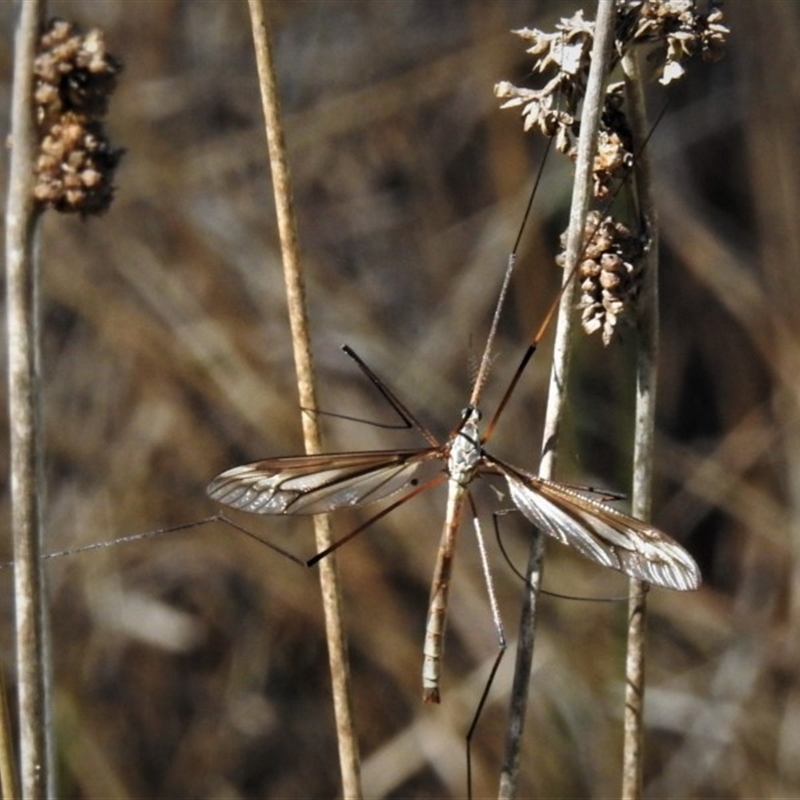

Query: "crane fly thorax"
left=447, top=406, right=482, bottom=487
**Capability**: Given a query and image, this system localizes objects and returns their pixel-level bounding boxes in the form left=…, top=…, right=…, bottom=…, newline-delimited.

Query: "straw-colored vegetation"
left=0, top=1, right=796, bottom=798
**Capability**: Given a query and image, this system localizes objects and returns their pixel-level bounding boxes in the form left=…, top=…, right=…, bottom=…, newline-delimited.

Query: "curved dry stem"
left=246, top=2, right=363, bottom=798
left=497, top=3, right=618, bottom=798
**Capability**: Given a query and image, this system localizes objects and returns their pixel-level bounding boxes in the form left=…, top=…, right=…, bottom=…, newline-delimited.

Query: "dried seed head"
left=497, top=1, right=729, bottom=346
left=494, top=11, right=596, bottom=155
left=34, top=18, right=121, bottom=125
left=590, top=83, right=634, bottom=200
left=34, top=112, right=123, bottom=215
left=496, top=1, right=730, bottom=149
left=558, top=211, right=647, bottom=346
left=33, top=18, right=123, bottom=215
left=621, top=0, right=730, bottom=85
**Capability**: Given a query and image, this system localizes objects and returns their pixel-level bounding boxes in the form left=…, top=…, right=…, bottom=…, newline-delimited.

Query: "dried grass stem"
left=5, top=0, right=51, bottom=797
left=246, top=2, right=362, bottom=797
left=498, top=3, right=618, bottom=798
left=620, top=46, right=660, bottom=800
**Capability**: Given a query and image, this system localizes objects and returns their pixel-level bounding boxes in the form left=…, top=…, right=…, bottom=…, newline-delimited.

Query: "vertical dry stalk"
left=620, top=47, right=660, bottom=800
left=0, top=686, right=16, bottom=800
left=5, top=1, right=52, bottom=798
left=246, top=1, right=363, bottom=797
left=497, top=3, right=617, bottom=798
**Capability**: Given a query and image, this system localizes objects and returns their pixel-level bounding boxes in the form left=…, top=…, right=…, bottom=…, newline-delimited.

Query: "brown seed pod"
left=33, top=18, right=123, bottom=215
left=558, top=211, right=646, bottom=345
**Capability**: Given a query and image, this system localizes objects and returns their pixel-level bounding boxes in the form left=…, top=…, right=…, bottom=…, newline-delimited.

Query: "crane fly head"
left=459, top=405, right=481, bottom=426
left=457, top=406, right=484, bottom=450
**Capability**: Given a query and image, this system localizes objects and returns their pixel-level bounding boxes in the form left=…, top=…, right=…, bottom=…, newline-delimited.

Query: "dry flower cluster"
left=557, top=210, right=646, bottom=345
left=625, top=0, right=728, bottom=85
left=33, top=18, right=122, bottom=215
left=496, top=0, right=728, bottom=343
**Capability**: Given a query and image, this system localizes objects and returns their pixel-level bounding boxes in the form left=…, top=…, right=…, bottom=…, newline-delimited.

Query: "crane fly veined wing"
left=207, top=448, right=442, bottom=515
left=482, top=456, right=701, bottom=591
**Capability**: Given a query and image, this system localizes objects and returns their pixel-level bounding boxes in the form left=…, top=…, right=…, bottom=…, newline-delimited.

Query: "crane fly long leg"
left=467, top=493, right=506, bottom=658
left=0, top=515, right=308, bottom=571
left=342, top=344, right=439, bottom=447
left=465, top=493, right=508, bottom=800
left=307, top=473, right=447, bottom=566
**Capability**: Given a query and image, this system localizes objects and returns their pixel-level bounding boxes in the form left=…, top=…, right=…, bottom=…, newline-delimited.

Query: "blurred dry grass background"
left=1, top=0, right=798, bottom=798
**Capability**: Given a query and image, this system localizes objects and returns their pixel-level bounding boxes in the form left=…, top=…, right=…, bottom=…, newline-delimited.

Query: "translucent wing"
left=482, top=456, right=700, bottom=591
left=207, top=448, right=442, bottom=515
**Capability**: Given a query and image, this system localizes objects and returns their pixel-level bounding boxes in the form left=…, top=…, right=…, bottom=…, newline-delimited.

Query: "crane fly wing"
left=482, top=456, right=700, bottom=591
left=207, top=448, right=442, bottom=515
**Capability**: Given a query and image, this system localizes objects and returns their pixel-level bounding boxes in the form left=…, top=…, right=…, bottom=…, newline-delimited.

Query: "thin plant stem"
left=620, top=47, right=660, bottom=800
left=246, top=2, right=363, bottom=798
left=6, top=1, right=53, bottom=798
left=497, top=3, right=618, bottom=797
left=0, top=684, right=16, bottom=800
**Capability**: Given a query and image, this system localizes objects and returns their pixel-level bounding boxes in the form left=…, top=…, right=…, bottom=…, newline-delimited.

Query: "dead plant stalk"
left=621, top=46, right=660, bottom=800
left=245, top=1, right=363, bottom=798
left=5, top=0, right=52, bottom=798
left=498, top=2, right=617, bottom=797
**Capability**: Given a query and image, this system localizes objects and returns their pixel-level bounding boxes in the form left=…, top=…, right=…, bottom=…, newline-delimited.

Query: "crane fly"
left=207, top=256, right=701, bottom=704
